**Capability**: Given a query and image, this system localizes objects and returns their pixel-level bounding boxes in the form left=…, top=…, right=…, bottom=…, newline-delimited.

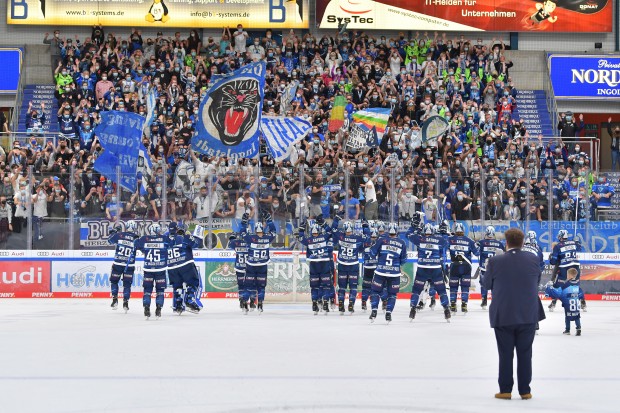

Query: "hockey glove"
left=316, top=214, right=324, bottom=226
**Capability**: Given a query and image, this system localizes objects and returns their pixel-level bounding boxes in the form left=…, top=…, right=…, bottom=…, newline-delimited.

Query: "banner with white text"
left=316, top=0, right=611, bottom=32
left=7, top=0, right=309, bottom=28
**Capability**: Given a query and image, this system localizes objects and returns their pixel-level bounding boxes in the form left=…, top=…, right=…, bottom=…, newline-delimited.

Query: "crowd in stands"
left=0, top=26, right=616, bottom=244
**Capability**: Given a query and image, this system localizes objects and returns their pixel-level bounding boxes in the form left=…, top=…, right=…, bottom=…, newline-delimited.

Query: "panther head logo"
left=206, top=78, right=260, bottom=146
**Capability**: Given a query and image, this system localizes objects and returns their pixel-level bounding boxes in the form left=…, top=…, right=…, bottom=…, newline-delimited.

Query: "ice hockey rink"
left=1, top=299, right=619, bottom=413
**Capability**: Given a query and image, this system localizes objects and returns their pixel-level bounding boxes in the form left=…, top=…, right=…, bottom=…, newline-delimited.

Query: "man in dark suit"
left=485, top=228, right=546, bottom=400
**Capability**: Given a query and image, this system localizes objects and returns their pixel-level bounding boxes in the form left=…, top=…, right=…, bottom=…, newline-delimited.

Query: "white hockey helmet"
left=343, top=221, right=353, bottom=234
left=423, top=223, right=434, bottom=235
left=526, top=230, right=537, bottom=245
left=126, top=220, right=137, bottom=232
left=388, top=223, right=398, bottom=235
left=454, top=222, right=465, bottom=235
left=151, top=223, right=162, bottom=235
left=485, top=226, right=496, bottom=239
left=557, top=229, right=568, bottom=241
left=255, top=222, right=265, bottom=234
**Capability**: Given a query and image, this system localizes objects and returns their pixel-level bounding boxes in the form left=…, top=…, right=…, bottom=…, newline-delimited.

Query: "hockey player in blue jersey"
left=549, top=229, right=585, bottom=311
left=476, top=226, right=505, bottom=310
left=167, top=223, right=203, bottom=314
left=522, top=230, right=545, bottom=271
left=228, top=231, right=249, bottom=310
left=545, top=268, right=584, bottom=336
left=241, top=212, right=276, bottom=313
left=407, top=217, right=452, bottom=322
left=297, top=214, right=334, bottom=314
left=361, top=229, right=385, bottom=311
left=108, top=220, right=139, bottom=312
left=332, top=216, right=366, bottom=314
left=447, top=222, right=480, bottom=314
left=369, top=223, right=407, bottom=323
left=134, top=223, right=173, bottom=319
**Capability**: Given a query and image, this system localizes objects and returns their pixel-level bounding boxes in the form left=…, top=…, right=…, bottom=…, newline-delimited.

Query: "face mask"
left=492, top=196, right=497, bottom=201
left=508, top=199, right=514, bottom=205
left=403, top=154, right=408, bottom=159
left=436, top=162, right=442, bottom=167
left=111, top=197, right=117, bottom=202
left=378, top=178, right=384, bottom=183
left=464, top=183, right=469, bottom=189
left=540, top=191, right=546, bottom=196
left=457, top=195, right=463, bottom=201
left=261, top=183, right=267, bottom=188
left=156, top=186, right=162, bottom=193
left=363, top=157, right=368, bottom=162
left=520, top=189, right=526, bottom=194
left=363, top=177, right=369, bottom=182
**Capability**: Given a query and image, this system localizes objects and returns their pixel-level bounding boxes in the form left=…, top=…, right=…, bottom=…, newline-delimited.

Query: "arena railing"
left=1, top=162, right=606, bottom=254
left=543, top=52, right=560, bottom=137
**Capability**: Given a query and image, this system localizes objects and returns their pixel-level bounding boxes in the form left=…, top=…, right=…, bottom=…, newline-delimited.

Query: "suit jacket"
left=485, top=248, right=546, bottom=328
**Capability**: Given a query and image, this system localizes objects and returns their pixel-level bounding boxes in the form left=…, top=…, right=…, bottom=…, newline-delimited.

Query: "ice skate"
left=174, top=304, right=184, bottom=315
left=361, top=300, right=367, bottom=312
left=242, top=300, right=249, bottom=315
left=239, top=298, right=244, bottom=310
left=548, top=299, right=556, bottom=312
left=338, top=301, right=345, bottom=315
left=563, top=330, right=570, bottom=335
left=186, top=302, right=201, bottom=314
left=330, top=297, right=337, bottom=311
left=369, top=309, right=377, bottom=322
left=144, top=306, right=151, bottom=320
left=381, top=299, right=387, bottom=313
left=122, top=299, right=129, bottom=313
left=312, top=301, right=319, bottom=315
left=249, top=298, right=256, bottom=312
left=409, top=307, right=416, bottom=321
left=461, top=302, right=468, bottom=314
left=450, top=301, right=457, bottom=313
left=580, top=299, right=587, bottom=312
left=385, top=311, right=392, bottom=324
left=576, top=329, right=582, bottom=336
left=257, top=301, right=263, bottom=314
left=323, top=300, right=330, bottom=314
left=155, top=305, right=162, bottom=319
left=347, top=301, right=354, bottom=314
left=444, top=306, right=452, bottom=323
left=429, top=297, right=436, bottom=310
left=111, top=297, right=118, bottom=310
left=416, top=300, right=425, bottom=310
left=481, top=297, right=488, bottom=310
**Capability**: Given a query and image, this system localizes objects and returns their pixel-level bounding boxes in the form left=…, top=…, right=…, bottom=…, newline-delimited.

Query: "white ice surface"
left=1, top=299, right=619, bottom=413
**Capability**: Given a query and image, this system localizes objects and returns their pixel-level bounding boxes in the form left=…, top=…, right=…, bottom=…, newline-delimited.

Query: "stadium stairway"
left=17, top=84, right=59, bottom=134
left=513, top=89, right=555, bottom=138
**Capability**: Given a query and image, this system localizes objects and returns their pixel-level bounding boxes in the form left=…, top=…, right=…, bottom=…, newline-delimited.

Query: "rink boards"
left=0, top=250, right=619, bottom=300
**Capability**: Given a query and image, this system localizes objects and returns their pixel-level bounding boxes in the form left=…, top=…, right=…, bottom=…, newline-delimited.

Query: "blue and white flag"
left=260, top=116, right=312, bottom=161
left=137, top=147, right=153, bottom=196
left=366, top=126, right=379, bottom=148
left=193, top=62, right=266, bottom=159
left=143, top=88, right=157, bottom=134
left=93, top=111, right=145, bottom=192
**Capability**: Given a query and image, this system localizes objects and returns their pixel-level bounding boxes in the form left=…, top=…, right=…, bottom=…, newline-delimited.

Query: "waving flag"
left=93, top=111, right=146, bottom=192
left=261, top=116, right=312, bottom=161
left=352, top=107, right=391, bottom=135
left=422, top=115, right=450, bottom=145
left=194, top=62, right=266, bottom=159
left=328, top=95, right=347, bottom=133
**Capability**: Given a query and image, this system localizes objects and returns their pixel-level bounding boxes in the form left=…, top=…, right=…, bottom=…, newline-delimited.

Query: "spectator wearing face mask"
left=607, top=117, right=620, bottom=171
left=451, top=191, right=473, bottom=220
left=557, top=111, right=584, bottom=141
left=25, top=101, right=47, bottom=134
left=0, top=195, right=12, bottom=244
left=487, top=193, right=503, bottom=220
left=591, top=174, right=615, bottom=214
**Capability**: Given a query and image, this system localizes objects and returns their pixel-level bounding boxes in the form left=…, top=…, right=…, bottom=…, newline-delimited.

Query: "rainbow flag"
left=352, top=108, right=391, bottom=135
left=328, top=95, right=347, bottom=133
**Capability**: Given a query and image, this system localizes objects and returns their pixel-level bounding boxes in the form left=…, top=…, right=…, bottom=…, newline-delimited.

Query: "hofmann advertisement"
left=8, top=0, right=309, bottom=28
left=549, top=55, right=620, bottom=100
left=316, top=0, right=611, bottom=32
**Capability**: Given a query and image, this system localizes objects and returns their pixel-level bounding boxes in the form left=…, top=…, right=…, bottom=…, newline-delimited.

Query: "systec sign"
left=549, top=55, right=620, bottom=100
left=316, top=0, right=611, bottom=32
left=7, top=0, right=308, bottom=28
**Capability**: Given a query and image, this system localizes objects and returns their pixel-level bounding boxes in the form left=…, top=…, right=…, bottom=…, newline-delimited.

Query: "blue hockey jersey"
left=523, top=242, right=545, bottom=271
left=477, top=239, right=505, bottom=272
left=363, top=235, right=379, bottom=269
left=370, top=236, right=408, bottom=277
left=167, top=234, right=202, bottom=270
left=108, top=231, right=138, bottom=267
left=243, top=222, right=276, bottom=266
left=447, top=235, right=480, bottom=265
left=407, top=228, right=448, bottom=269
left=134, top=235, right=173, bottom=272
left=229, top=237, right=249, bottom=273
left=298, top=226, right=333, bottom=262
left=331, top=218, right=364, bottom=266
left=546, top=283, right=584, bottom=320
left=550, top=240, right=582, bottom=268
